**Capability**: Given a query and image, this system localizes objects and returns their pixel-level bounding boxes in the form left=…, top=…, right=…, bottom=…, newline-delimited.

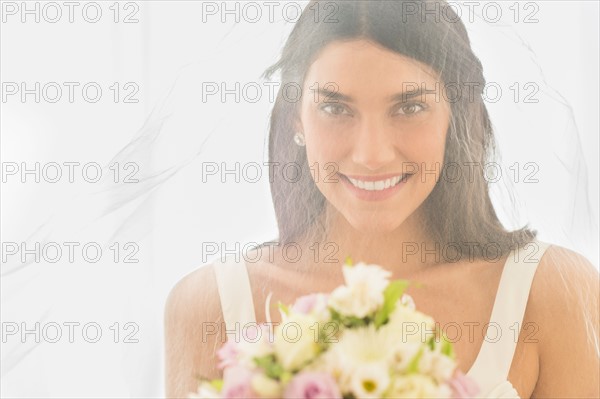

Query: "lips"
left=339, top=173, right=412, bottom=191
left=338, top=172, right=412, bottom=201
left=342, top=172, right=407, bottom=182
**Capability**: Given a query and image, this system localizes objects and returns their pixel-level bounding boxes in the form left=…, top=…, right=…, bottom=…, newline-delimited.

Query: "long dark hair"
left=260, top=0, right=536, bottom=261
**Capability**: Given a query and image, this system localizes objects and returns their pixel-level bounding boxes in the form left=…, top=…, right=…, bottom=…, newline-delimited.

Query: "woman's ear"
left=292, top=100, right=305, bottom=131
left=293, top=114, right=304, bottom=135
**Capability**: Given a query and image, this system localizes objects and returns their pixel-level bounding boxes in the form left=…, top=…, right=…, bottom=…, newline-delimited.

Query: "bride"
left=164, top=1, right=599, bottom=398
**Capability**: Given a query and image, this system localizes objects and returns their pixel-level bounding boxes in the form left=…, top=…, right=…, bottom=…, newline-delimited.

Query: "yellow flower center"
left=362, top=380, right=377, bottom=392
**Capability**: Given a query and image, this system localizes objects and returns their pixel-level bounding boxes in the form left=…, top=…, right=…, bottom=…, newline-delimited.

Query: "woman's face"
left=299, top=39, right=451, bottom=233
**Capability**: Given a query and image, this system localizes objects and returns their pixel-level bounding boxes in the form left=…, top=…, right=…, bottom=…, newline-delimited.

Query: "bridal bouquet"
left=191, top=259, right=480, bottom=398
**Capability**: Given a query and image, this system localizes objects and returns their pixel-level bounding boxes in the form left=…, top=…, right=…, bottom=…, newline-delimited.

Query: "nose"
left=351, top=117, right=396, bottom=170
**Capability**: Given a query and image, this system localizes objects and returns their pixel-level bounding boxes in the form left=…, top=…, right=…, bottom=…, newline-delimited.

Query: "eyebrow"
left=315, top=87, right=432, bottom=103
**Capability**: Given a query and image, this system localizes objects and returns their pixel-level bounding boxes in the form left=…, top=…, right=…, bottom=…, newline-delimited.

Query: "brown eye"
left=396, top=103, right=426, bottom=116
left=320, top=103, right=351, bottom=116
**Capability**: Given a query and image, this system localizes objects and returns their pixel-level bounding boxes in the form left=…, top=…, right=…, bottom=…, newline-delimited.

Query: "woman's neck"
left=313, top=205, right=441, bottom=275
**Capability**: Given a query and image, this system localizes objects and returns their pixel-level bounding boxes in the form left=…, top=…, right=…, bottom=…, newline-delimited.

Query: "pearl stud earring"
left=293, top=132, right=306, bottom=147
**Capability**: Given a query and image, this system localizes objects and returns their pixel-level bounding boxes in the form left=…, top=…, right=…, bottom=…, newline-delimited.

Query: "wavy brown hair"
left=259, top=0, right=536, bottom=260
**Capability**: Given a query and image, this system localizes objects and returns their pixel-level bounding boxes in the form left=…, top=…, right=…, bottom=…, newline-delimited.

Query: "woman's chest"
left=245, top=260, right=539, bottom=398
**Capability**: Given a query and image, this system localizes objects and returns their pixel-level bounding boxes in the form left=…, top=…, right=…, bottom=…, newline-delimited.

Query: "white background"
left=1, top=1, right=598, bottom=397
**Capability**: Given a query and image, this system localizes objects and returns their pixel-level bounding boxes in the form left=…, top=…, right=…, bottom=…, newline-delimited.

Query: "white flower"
left=387, top=340, right=422, bottom=373
left=291, top=293, right=331, bottom=322
left=303, top=346, right=342, bottom=376
left=418, top=350, right=456, bottom=383
left=385, top=374, right=447, bottom=398
left=334, top=323, right=397, bottom=364
left=250, top=373, right=283, bottom=398
left=328, top=263, right=391, bottom=318
left=385, top=301, right=436, bottom=344
left=274, top=313, right=320, bottom=371
left=350, top=362, right=391, bottom=399
left=400, top=293, right=416, bottom=310
left=327, top=324, right=398, bottom=393
left=309, top=293, right=331, bottom=322
left=188, top=383, right=221, bottom=399
left=236, top=324, right=275, bottom=368
left=437, top=383, right=453, bottom=398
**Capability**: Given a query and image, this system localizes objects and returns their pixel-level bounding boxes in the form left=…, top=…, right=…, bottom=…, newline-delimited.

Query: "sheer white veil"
left=1, top=1, right=597, bottom=397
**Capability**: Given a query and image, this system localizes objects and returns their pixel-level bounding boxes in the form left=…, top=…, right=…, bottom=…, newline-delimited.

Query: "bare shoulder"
left=529, top=244, right=599, bottom=398
left=164, top=262, right=225, bottom=398
left=529, top=244, right=599, bottom=319
left=165, top=262, right=222, bottom=314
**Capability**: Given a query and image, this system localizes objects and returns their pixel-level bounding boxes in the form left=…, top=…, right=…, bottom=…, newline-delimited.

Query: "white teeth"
left=347, top=174, right=407, bottom=191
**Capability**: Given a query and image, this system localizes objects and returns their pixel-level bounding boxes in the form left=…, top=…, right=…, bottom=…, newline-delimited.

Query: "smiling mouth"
left=338, top=173, right=413, bottom=191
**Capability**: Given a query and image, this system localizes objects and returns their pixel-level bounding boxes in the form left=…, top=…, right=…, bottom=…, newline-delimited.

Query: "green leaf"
left=330, top=307, right=369, bottom=328
left=373, top=279, right=410, bottom=327
left=253, top=354, right=285, bottom=379
left=406, top=346, right=424, bottom=373
left=280, top=371, right=293, bottom=385
left=329, top=307, right=342, bottom=321
left=440, top=333, right=455, bottom=359
left=345, top=315, right=369, bottom=328
left=209, top=379, right=223, bottom=392
left=278, top=301, right=289, bottom=316
left=427, top=336, right=435, bottom=351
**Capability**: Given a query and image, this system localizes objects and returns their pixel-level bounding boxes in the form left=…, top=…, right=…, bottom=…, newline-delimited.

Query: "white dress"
left=213, top=240, right=551, bottom=399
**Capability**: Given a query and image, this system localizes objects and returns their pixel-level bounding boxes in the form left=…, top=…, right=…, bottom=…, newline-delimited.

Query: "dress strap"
left=213, top=255, right=257, bottom=336
left=468, top=240, right=551, bottom=388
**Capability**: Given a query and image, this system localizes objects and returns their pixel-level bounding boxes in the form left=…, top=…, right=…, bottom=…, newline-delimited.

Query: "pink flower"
left=217, top=340, right=239, bottom=370
left=449, top=369, right=480, bottom=398
left=283, top=372, right=342, bottom=399
left=220, top=366, right=258, bottom=399
left=292, top=294, right=327, bottom=315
